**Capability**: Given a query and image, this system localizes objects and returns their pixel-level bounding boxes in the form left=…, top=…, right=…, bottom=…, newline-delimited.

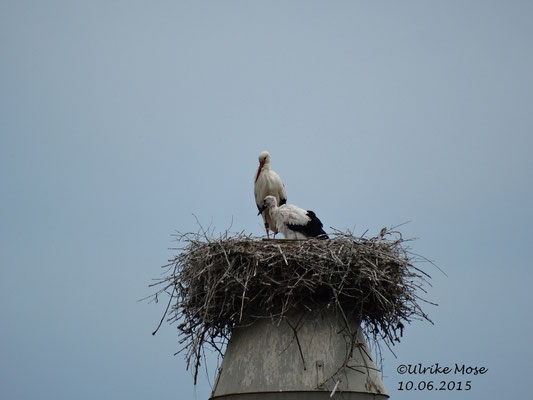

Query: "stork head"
left=255, top=151, right=271, bottom=182
left=257, top=195, right=277, bottom=215
left=258, top=151, right=271, bottom=165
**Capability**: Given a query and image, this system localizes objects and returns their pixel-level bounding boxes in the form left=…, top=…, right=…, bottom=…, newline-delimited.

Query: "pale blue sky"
left=1, top=1, right=532, bottom=399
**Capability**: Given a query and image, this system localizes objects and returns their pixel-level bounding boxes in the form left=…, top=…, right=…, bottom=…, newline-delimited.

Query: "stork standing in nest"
left=258, top=195, right=329, bottom=240
left=254, top=151, right=287, bottom=238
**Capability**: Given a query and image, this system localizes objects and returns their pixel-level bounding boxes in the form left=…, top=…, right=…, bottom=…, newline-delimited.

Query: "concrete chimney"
left=210, top=309, right=388, bottom=399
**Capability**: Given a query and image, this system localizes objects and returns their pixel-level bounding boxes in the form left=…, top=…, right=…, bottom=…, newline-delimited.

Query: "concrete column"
left=210, top=310, right=388, bottom=399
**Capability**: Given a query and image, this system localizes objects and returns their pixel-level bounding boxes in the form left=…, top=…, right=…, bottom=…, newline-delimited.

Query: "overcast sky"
left=1, top=1, right=532, bottom=399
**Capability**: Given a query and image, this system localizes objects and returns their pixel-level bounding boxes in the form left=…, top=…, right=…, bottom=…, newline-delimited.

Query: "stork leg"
left=264, top=218, right=270, bottom=239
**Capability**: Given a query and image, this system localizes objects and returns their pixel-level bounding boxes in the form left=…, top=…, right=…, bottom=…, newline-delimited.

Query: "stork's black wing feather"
left=286, top=210, right=329, bottom=239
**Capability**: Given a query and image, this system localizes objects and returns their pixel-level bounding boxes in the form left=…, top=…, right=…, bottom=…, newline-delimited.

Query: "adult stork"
left=258, top=196, right=329, bottom=240
left=254, top=151, right=287, bottom=238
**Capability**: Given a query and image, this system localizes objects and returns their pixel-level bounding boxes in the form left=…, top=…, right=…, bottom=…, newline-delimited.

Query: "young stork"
left=254, top=151, right=287, bottom=238
left=258, top=196, right=329, bottom=240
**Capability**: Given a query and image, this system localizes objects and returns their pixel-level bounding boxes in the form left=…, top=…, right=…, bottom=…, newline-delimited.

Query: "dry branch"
left=150, top=228, right=435, bottom=383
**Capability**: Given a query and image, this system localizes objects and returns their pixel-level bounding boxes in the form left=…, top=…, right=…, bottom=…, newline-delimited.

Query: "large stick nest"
left=150, top=228, right=435, bottom=383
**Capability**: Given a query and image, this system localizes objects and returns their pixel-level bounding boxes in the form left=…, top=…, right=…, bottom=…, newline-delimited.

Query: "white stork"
left=258, top=195, right=329, bottom=240
left=254, top=151, right=287, bottom=238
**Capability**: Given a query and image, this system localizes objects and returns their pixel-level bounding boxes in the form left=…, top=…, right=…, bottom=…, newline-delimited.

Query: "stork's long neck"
left=268, top=203, right=279, bottom=218
left=255, top=161, right=271, bottom=182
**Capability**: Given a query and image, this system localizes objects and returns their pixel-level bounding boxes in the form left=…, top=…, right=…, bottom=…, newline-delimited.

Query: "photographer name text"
left=397, top=363, right=488, bottom=375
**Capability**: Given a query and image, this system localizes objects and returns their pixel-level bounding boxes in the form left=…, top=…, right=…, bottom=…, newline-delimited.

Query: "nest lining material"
left=151, top=229, right=434, bottom=383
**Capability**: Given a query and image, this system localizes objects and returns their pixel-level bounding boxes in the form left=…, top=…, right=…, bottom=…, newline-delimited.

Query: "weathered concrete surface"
left=210, top=310, right=388, bottom=399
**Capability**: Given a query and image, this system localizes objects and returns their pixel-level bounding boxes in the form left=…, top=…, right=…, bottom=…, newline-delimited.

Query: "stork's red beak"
left=254, top=161, right=264, bottom=183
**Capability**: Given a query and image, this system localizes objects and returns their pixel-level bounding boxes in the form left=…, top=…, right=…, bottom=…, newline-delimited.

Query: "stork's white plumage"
left=259, top=196, right=329, bottom=240
left=254, top=151, right=287, bottom=238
